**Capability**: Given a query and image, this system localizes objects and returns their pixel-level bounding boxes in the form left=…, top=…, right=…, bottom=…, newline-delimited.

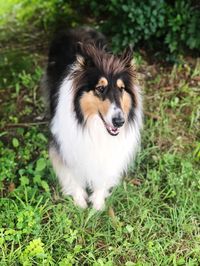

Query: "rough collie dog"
left=43, top=28, right=143, bottom=210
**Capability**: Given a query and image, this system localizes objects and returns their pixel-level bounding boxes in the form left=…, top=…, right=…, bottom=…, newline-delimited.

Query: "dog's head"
left=71, top=44, right=139, bottom=136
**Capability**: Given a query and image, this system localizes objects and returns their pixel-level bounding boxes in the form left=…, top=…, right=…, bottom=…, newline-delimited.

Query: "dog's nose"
left=112, top=115, right=125, bottom=128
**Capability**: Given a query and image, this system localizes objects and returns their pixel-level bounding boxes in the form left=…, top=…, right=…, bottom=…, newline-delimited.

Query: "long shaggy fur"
left=43, top=27, right=143, bottom=210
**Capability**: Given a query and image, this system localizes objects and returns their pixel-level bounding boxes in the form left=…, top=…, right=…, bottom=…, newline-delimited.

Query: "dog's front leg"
left=49, top=146, right=88, bottom=208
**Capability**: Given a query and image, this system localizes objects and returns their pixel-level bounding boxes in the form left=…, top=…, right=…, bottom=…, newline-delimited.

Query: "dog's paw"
left=73, top=189, right=88, bottom=209
left=92, top=200, right=105, bottom=211
left=90, top=191, right=105, bottom=211
left=74, top=196, right=88, bottom=209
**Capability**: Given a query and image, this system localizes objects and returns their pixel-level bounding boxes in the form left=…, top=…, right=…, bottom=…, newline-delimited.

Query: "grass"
left=1, top=3, right=200, bottom=266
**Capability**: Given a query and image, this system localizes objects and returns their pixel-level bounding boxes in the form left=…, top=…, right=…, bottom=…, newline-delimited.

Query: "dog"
left=43, top=27, right=143, bottom=210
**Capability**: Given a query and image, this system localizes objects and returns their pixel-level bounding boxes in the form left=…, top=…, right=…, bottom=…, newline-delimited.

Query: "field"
left=0, top=3, right=200, bottom=266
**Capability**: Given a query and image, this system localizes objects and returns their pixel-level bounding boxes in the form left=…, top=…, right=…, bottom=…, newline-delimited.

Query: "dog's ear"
left=120, top=46, right=133, bottom=67
left=76, top=42, right=85, bottom=66
left=76, top=42, right=95, bottom=67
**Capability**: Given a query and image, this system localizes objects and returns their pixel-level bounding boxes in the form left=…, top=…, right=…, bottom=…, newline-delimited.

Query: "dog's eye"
left=95, top=86, right=105, bottom=94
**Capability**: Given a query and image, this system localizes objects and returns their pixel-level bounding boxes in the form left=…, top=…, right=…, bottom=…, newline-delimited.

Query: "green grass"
left=1, top=3, right=200, bottom=265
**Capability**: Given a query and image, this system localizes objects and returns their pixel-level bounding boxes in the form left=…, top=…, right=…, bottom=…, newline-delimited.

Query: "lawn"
left=0, top=3, right=200, bottom=266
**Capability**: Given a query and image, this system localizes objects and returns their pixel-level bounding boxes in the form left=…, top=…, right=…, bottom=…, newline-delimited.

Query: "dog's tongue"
left=106, top=125, right=119, bottom=136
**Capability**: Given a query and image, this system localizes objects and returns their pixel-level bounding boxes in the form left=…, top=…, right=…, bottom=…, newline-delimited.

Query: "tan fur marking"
left=116, top=79, right=125, bottom=89
left=121, top=91, right=132, bottom=116
left=80, top=91, right=110, bottom=120
left=96, top=77, right=108, bottom=88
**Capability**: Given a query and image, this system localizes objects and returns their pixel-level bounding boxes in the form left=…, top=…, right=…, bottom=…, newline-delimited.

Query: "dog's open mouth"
left=99, top=113, right=119, bottom=136
left=105, top=124, right=119, bottom=136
